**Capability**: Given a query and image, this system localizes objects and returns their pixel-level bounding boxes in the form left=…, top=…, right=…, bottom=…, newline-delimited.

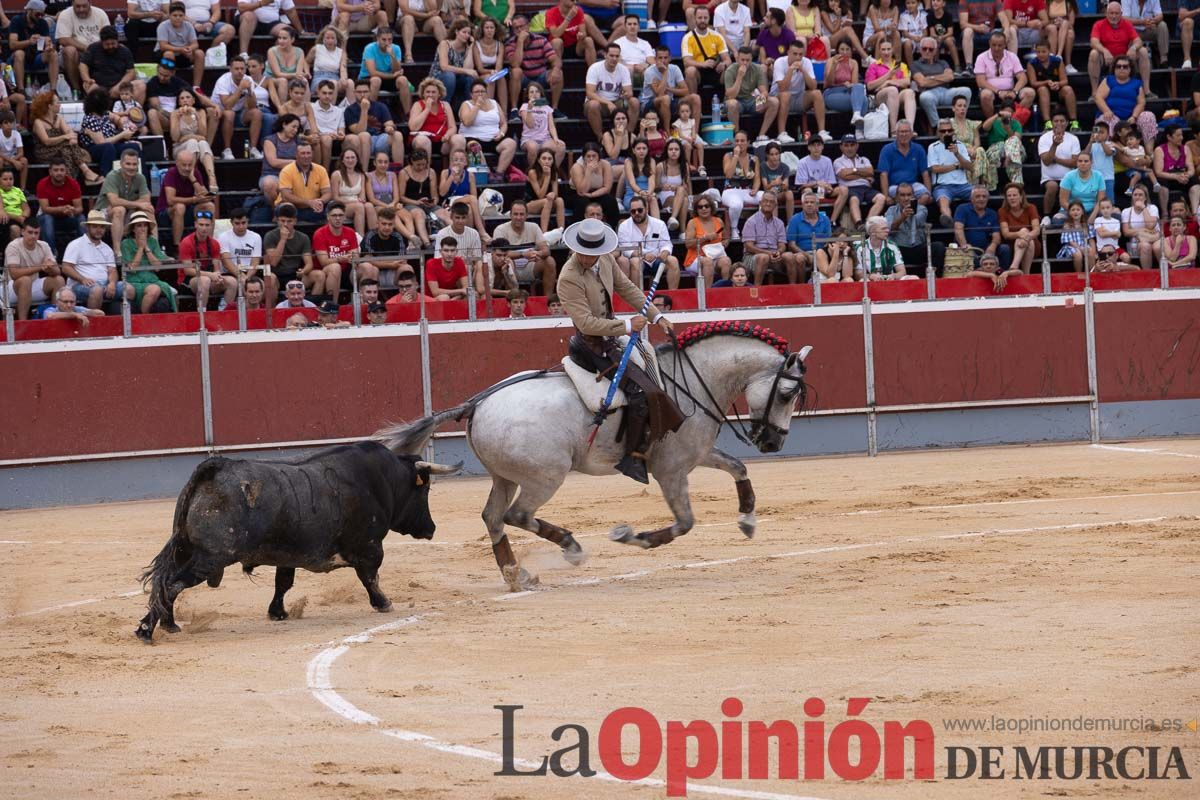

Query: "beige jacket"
left=556, top=252, right=659, bottom=338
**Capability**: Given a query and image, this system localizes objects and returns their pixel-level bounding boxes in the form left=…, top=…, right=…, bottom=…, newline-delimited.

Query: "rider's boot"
left=615, top=399, right=650, bottom=484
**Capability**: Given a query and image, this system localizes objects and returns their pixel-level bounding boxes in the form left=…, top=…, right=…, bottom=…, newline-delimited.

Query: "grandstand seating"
left=1, top=0, right=1199, bottom=337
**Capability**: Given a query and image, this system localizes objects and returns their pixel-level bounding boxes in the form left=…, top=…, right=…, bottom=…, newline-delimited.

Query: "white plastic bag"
left=862, top=106, right=890, bottom=140
left=205, top=42, right=227, bottom=67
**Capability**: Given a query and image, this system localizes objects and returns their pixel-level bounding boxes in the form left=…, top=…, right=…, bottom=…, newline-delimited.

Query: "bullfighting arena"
left=2, top=440, right=1198, bottom=799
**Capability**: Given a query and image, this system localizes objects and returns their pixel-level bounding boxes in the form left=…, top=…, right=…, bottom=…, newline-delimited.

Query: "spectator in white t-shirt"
left=61, top=210, right=133, bottom=309
left=1037, top=109, right=1080, bottom=220
left=213, top=55, right=271, bottom=159
left=184, top=0, right=236, bottom=51
left=713, top=0, right=752, bottom=53
left=219, top=206, right=275, bottom=304
left=236, top=0, right=307, bottom=60
left=585, top=43, right=636, bottom=141
left=611, top=14, right=655, bottom=81
left=310, top=79, right=348, bottom=170
left=58, top=0, right=111, bottom=91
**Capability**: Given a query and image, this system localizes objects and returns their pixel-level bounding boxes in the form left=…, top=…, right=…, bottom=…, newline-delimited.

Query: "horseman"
left=557, top=218, right=686, bottom=484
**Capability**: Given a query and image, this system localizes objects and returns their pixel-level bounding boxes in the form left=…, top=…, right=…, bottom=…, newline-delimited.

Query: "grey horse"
left=377, top=322, right=811, bottom=591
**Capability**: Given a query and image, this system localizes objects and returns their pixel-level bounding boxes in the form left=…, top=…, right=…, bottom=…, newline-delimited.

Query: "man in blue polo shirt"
left=953, top=184, right=1010, bottom=269
left=877, top=121, right=932, bottom=205
left=786, top=190, right=832, bottom=279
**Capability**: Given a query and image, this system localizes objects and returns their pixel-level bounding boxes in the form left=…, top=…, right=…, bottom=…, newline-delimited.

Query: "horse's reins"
left=664, top=331, right=758, bottom=447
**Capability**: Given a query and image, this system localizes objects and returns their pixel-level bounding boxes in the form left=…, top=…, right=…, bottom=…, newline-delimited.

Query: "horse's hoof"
left=502, top=564, right=524, bottom=592
left=562, top=539, right=588, bottom=567
left=610, top=525, right=652, bottom=549
left=160, top=621, right=181, bottom=634
left=738, top=512, right=756, bottom=539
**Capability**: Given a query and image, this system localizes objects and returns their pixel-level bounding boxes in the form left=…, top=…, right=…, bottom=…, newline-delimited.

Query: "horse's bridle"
left=664, top=335, right=807, bottom=449
left=747, top=355, right=807, bottom=447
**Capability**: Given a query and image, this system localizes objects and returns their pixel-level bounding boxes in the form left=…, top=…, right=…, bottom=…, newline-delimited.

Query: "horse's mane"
left=670, top=320, right=789, bottom=356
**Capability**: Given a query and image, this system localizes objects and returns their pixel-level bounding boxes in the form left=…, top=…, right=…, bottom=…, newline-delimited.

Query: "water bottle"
left=115, top=14, right=126, bottom=41
left=711, top=94, right=721, bottom=125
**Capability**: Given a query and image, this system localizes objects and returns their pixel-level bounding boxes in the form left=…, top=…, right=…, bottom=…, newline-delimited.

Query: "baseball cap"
left=25, top=1, right=47, bottom=12
left=841, top=133, right=858, bottom=144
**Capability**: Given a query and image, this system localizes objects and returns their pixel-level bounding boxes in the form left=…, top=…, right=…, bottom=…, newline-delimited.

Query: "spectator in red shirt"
left=35, top=158, right=84, bottom=256
left=999, top=0, right=1047, bottom=54
left=178, top=209, right=236, bottom=309
left=424, top=236, right=469, bottom=301
left=1089, top=2, right=1151, bottom=96
left=545, top=0, right=607, bottom=65
left=312, top=200, right=373, bottom=302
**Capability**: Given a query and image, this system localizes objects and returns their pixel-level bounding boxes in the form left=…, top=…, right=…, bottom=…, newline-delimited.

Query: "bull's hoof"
left=610, top=524, right=652, bottom=549
left=269, top=608, right=288, bottom=621
left=160, top=621, right=181, bottom=634
left=738, top=512, right=757, bottom=539
left=562, top=538, right=588, bottom=567
left=373, top=601, right=393, bottom=613
left=135, top=624, right=154, bottom=643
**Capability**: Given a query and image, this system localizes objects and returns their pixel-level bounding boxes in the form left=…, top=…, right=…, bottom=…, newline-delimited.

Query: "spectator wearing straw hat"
left=120, top=209, right=176, bottom=313
left=61, top=209, right=134, bottom=310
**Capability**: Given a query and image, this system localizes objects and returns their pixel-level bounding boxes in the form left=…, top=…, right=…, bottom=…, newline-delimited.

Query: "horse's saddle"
left=562, top=336, right=663, bottom=414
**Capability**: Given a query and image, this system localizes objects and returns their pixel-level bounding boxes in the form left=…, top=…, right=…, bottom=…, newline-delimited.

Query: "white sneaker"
left=220, top=148, right=234, bottom=160
left=818, top=129, right=833, bottom=142
left=850, top=111, right=864, bottom=125
left=1184, top=60, right=1194, bottom=70
left=668, top=215, right=679, bottom=231
left=730, top=227, right=741, bottom=241
left=775, top=132, right=795, bottom=144
left=644, top=19, right=657, bottom=30
left=754, top=134, right=770, bottom=145
left=249, top=146, right=264, bottom=159
left=1065, top=64, right=1080, bottom=75
left=1041, top=216, right=1052, bottom=228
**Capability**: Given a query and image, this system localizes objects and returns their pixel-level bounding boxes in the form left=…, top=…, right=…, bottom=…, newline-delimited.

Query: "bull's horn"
left=416, top=460, right=463, bottom=475
left=797, top=345, right=813, bottom=361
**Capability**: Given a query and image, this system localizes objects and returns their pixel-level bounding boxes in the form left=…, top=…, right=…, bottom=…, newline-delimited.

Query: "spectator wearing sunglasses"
left=179, top=208, right=236, bottom=309
left=974, top=30, right=1034, bottom=122
left=275, top=278, right=318, bottom=309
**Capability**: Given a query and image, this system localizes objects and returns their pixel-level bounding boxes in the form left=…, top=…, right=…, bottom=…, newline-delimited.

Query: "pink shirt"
left=974, top=49, right=1023, bottom=91
left=865, top=60, right=908, bottom=84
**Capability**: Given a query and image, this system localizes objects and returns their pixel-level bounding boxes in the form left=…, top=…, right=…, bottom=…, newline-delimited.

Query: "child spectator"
left=0, top=167, right=30, bottom=247
left=671, top=101, right=705, bottom=176
left=0, top=112, right=28, bottom=190
left=1163, top=216, right=1198, bottom=269
left=1056, top=200, right=1089, bottom=272
left=1089, top=124, right=1117, bottom=202
left=507, top=288, right=528, bottom=318
left=112, top=82, right=149, bottom=136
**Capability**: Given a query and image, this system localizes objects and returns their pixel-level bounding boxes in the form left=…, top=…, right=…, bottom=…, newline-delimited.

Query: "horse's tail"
left=374, top=405, right=472, bottom=455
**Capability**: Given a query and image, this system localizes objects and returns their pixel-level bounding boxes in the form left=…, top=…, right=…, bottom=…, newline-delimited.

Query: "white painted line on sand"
left=308, top=514, right=1171, bottom=799
left=832, top=489, right=1200, bottom=517
left=1092, top=444, right=1200, bottom=460
left=4, top=588, right=143, bottom=619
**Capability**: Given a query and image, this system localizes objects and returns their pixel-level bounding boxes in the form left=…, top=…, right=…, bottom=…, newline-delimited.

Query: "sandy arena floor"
left=1, top=439, right=1198, bottom=799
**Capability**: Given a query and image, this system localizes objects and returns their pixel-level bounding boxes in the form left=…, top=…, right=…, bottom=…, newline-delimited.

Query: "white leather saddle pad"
left=562, top=336, right=662, bottom=414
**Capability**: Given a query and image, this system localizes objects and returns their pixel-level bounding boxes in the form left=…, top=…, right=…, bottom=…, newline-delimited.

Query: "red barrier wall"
left=872, top=306, right=1091, bottom=406
left=207, top=334, right=424, bottom=445
left=1094, top=300, right=1200, bottom=402
left=0, top=344, right=205, bottom=460
left=3, top=292, right=1198, bottom=462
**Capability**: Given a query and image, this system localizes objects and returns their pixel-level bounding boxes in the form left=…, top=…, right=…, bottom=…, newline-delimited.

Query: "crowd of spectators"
left=1, top=0, right=1199, bottom=323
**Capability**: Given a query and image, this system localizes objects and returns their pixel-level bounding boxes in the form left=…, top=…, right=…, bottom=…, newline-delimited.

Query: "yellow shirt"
left=682, top=28, right=728, bottom=62
left=276, top=163, right=331, bottom=206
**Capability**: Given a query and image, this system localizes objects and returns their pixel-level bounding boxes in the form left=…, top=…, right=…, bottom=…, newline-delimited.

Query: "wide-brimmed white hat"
left=562, top=218, right=618, bottom=256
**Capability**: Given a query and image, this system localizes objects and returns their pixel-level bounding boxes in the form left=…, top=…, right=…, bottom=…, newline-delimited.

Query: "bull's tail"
left=374, top=405, right=471, bottom=455
left=139, top=458, right=225, bottom=620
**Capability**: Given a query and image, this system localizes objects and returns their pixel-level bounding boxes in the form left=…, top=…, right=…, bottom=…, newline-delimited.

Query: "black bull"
left=136, top=442, right=459, bottom=642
